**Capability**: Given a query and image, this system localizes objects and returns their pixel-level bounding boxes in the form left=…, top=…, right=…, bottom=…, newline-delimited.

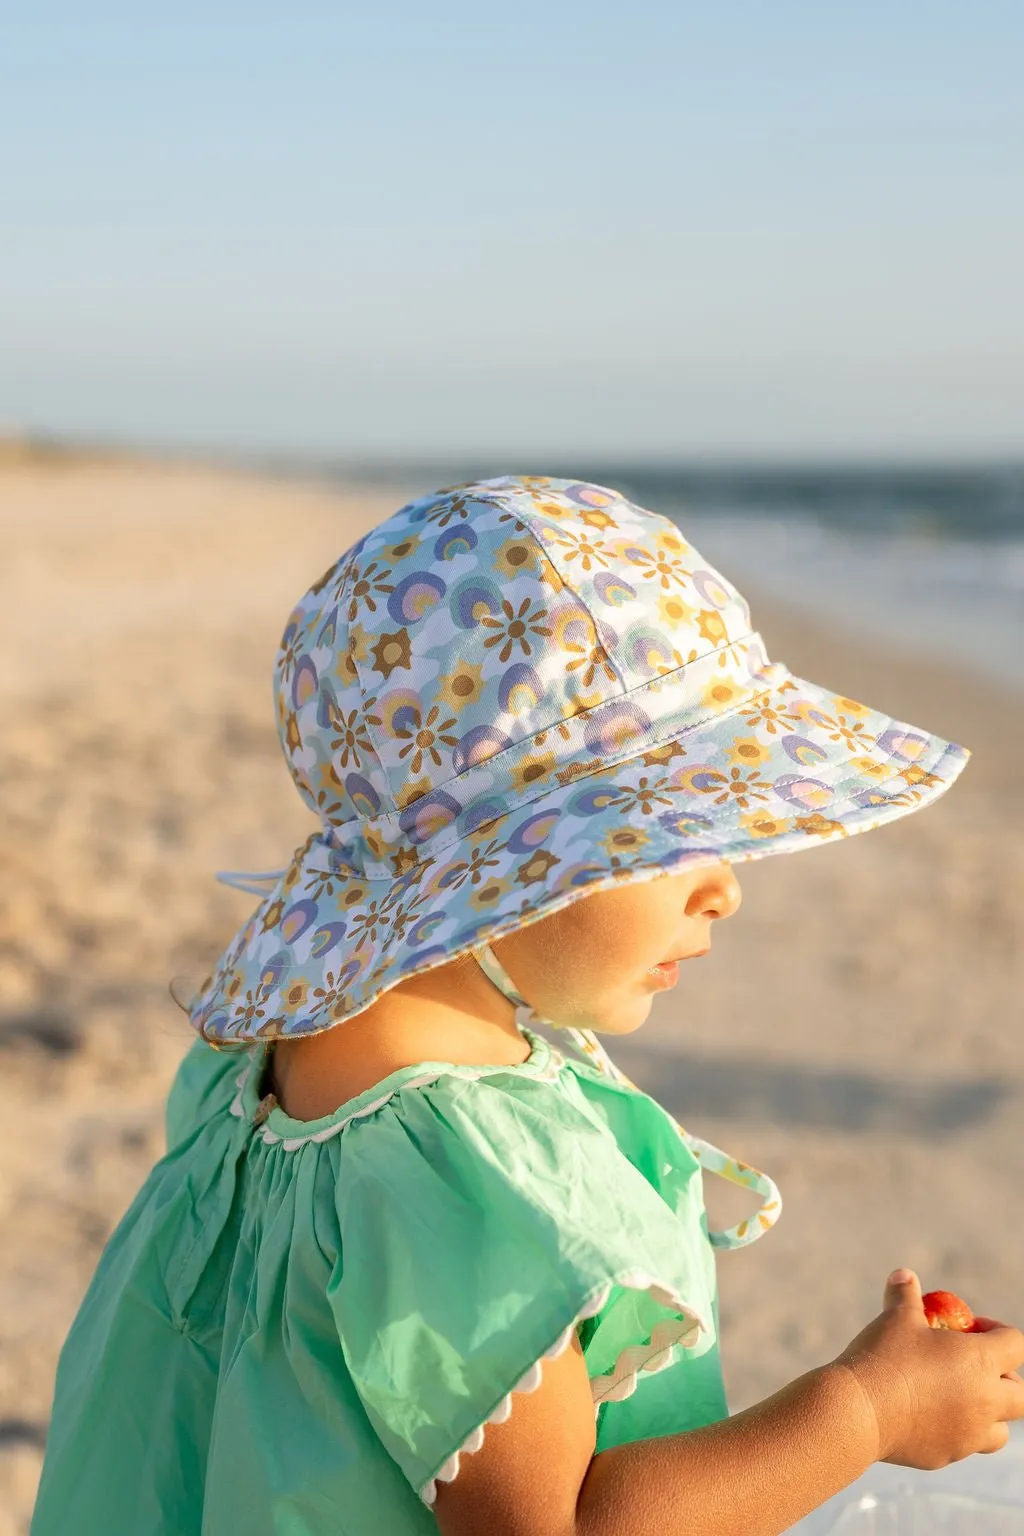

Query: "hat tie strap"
left=473, top=944, right=782, bottom=1251
left=214, top=867, right=288, bottom=897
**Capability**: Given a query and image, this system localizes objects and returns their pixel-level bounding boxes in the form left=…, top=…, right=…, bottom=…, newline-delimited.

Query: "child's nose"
left=686, top=864, right=743, bottom=922
left=712, top=872, right=743, bottom=921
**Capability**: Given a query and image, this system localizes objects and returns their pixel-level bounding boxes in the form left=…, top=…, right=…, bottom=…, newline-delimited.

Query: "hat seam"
left=298, top=480, right=760, bottom=851
left=340, top=495, right=582, bottom=820
left=313, top=647, right=780, bottom=879
left=405, top=631, right=762, bottom=804
left=334, top=544, right=404, bottom=818
left=328, top=485, right=672, bottom=826
left=279, top=536, right=392, bottom=820
left=341, top=487, right=522, bottom=811
left=312, top=691, right=962, bottom=908
left=311, top=634, right=772, bottom=874
left=504, top=501, right=630, bottom=693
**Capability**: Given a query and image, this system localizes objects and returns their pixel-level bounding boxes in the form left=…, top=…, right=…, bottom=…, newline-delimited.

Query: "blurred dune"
left=1, top=458, right=1021, bottom=1532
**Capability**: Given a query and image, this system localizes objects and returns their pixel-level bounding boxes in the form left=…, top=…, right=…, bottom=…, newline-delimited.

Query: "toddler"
left=30, top=476, right=1024, bottom=1536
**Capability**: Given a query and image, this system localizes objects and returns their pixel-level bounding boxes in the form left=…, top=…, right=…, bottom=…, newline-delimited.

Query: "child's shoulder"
left=158, top=1025, right=712, bottom=1296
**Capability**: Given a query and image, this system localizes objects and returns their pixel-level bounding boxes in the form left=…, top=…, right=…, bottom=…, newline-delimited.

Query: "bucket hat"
left=185, top=474, right=969, bottom=1047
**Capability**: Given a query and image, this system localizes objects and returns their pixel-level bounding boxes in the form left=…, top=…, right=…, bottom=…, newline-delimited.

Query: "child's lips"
left=649, top=961, right=680, bottom=988
left=649, top=949, right=709, bottom=986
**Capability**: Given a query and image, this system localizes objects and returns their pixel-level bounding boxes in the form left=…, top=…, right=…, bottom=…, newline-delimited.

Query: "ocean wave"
left=666, top=507, right=1024, bottom=693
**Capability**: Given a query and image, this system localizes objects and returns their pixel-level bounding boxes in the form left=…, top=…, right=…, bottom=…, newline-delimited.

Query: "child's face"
left=493, top=859, right=742, bottom=1036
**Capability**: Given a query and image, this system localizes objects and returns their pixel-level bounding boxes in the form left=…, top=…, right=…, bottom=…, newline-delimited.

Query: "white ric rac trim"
left=228, top=1048, right=564, bottom=1150
left=420, top=1274, right=707, bottom=1506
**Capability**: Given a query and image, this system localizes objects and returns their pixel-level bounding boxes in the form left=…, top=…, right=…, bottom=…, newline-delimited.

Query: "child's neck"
left=266, top=968, right=529, bottom=1122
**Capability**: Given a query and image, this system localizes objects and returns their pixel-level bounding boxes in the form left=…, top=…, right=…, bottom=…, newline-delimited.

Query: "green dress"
left=31, top=1027, right=729, bottom=1534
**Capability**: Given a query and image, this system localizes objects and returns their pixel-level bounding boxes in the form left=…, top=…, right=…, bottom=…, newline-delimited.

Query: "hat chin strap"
left=473, top=943, right=533, bottom=1011
left=472, top=944, right=783, bottom=1251
left=473, top=943, right=625, bottom=1081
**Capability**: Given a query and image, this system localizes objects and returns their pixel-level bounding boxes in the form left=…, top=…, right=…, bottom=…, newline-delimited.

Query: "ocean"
left=306, top=462, right=1024, bottom=694
left=612, top=465, right=1024, bottom=695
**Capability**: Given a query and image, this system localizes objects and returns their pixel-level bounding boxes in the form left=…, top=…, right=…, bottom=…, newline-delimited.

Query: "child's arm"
left=434, top=1271, right=1024, bottom=1536
left=576, top=1362, right=871, bottom=1536
left=434, top=1339, right=870, bottom=1536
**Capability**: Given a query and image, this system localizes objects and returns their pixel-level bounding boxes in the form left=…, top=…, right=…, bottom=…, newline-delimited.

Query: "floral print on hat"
left=186, top=475, right=970, bottom=1044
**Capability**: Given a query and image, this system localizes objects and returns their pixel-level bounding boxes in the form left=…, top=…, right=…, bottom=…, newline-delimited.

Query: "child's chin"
left=593, top=999, right=653, bottom=1036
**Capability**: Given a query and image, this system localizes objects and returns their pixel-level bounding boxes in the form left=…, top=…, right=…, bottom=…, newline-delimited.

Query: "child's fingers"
left=964, top=1320, right=1019, bottom=1382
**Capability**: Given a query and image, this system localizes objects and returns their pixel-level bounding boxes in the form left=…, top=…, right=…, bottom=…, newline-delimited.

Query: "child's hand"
left=830, top=1268, right=1024, bottom=1470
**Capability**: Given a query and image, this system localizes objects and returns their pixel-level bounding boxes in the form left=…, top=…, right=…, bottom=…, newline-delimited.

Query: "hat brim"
left=187, top=666, right=969, bottom=1044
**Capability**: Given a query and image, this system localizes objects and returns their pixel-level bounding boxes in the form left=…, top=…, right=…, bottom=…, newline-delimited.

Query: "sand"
left=2, top=457, right=1022, bottom=1531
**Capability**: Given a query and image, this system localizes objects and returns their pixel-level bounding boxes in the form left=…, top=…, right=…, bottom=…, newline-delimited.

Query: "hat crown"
left=273, top=476, right=763, bottom=875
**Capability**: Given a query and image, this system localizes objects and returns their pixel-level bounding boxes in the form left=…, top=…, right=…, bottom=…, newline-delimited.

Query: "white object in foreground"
left=786, top=1420, right=1024, bottom=1534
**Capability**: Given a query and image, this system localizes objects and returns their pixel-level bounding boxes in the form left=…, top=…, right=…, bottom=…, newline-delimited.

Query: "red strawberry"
left=922, top=1289, right=975, bottom=1332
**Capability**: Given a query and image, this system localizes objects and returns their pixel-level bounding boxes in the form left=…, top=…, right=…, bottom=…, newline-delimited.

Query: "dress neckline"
left=234, top=1026, right=559, bottom=1145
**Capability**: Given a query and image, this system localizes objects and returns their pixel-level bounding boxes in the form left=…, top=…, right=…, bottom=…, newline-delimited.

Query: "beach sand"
left=2, top=458, right=1021, bottom=1530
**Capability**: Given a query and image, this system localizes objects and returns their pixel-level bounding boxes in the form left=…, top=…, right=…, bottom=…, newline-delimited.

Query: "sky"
left=2, top=2, right=1023, bottom=463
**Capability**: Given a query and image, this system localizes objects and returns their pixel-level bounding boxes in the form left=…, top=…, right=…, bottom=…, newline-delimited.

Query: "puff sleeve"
left=324, top=1052, right=720, bottom=1505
